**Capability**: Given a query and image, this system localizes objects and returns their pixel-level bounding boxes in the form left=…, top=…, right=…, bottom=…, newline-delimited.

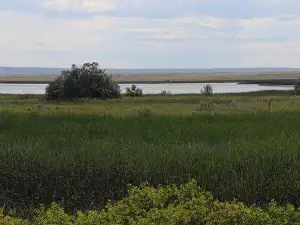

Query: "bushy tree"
left=201, top=84, right=213, bottom=95
left=125, top=85, right=143, bottom=97
left=294, top=78, right=300, bottom=95
left=45, top=62, right=120, bottom=100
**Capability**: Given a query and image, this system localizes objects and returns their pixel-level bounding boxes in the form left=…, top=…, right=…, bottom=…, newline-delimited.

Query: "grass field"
left=1, top=91, right=300, bottom=217
left=0, top=90, right=299, bottom=116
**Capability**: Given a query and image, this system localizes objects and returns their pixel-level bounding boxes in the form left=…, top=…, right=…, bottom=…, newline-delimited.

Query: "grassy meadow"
left=1, top=90, right=300, bottom=217
left=0, top=90, right=299, bottom=116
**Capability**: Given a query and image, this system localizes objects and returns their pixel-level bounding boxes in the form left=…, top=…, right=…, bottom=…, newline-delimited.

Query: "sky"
left=0, top=0, right=300, bottom=68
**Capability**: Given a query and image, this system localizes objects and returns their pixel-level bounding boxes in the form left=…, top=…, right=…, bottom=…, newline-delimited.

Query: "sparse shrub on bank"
left=294, top=78, right=300, bottom=95
left=201, top=84, right=213, bottom=95
left=125, top=85, right=143, bottom=97
left=160, top=90, right=172, bottom=96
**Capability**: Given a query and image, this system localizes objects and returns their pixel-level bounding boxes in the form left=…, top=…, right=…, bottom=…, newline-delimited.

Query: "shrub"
left=294, top=78, right=300, bottom=95
left=201, top=84, right=213, bottom=95
left=0, top=208, right=26, bottom=225
left=2, top=181, right=300, bottom=224
left=45, top=62, right=121, bottom=100
left=125, top=85, right=143, bottom=97
left=160, top=90, right=172, bottom=96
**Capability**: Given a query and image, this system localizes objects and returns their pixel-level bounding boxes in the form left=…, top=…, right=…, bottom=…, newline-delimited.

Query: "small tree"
left=125, top=85, right=143, bottom=97
left=294, top=78, right=300, bottom=95
left=45, top=62, right=120, bottom=100
left=201, top=84, right=213, bottom=95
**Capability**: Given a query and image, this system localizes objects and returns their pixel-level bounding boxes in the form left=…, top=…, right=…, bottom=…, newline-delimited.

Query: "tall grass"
left=1, top=111, right=300, bottom=216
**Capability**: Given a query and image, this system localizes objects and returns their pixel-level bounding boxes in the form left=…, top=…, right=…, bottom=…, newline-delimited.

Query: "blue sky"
left=0, top=0, right=300, bottom=68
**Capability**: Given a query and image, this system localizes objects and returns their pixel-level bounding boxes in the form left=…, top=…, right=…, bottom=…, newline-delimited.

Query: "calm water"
left=0, top=83, right=293, bottom=95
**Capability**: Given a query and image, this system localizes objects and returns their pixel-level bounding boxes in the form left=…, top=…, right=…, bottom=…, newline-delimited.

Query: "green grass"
left=0, top=90, right=299, bottom=116
left=0, top=91, right=300, bottom=216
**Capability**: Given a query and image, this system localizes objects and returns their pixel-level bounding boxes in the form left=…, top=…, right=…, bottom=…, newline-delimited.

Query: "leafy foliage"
left=45, top=62, right=121, bottom=100
left=201, top=84, right=213, bottom=95
left=294, top=78, right=300, bottom=95
left=125, top=85, right=143, bottom=97
left=1, top=181, right=300, bottom=224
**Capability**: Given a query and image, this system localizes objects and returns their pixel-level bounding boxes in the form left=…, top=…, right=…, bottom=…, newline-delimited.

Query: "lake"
left=0, top=83, right=293, bottom=95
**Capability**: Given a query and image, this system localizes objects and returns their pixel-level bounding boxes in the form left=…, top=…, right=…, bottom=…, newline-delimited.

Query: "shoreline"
left=0, top=71, right=298, bottom=86
left=0, top=79, right=296, bottom=86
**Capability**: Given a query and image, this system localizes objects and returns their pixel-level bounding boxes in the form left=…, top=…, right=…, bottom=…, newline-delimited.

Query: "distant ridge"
left=0, top=67, right=65, bottom=75
left=1, top=67, right=300, bottom=75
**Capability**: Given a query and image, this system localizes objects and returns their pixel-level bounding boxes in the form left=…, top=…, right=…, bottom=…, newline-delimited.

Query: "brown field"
left=0, top=71, right=299, bottom=84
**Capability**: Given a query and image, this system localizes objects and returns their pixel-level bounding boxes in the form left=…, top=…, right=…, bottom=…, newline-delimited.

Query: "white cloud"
left=29, top=0, right=118, bottom=12
left=1, top=5, right=300, bottom=67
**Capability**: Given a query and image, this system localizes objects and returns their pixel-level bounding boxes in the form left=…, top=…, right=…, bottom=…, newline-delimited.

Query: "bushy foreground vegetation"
left=1, top=108, right=300, bottom=217
left=2, top=181, right=300, bottom=225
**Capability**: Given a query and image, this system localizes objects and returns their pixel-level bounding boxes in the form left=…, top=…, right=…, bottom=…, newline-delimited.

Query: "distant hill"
left=0, top=67, right=65, bottom=75
left=1, top=67, right=300, bottom=75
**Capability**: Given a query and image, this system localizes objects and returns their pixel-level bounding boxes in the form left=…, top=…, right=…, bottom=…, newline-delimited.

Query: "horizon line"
left=1, top=66, right=300, bottom=70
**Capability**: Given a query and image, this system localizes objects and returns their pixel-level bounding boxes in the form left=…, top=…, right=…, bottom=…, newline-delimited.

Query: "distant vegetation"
left=125, top=84, right=143, bottom=97
left=45, top=62, right=120, bottom=100
left=160, top=90, right=172, bottom=96
left=294, top=78, right=300, bottom=95
left=201, top=84, right=213, bottom=95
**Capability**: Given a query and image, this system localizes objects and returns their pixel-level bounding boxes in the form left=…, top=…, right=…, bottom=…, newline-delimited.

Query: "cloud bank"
left=0, top=0, right=299, bottom=68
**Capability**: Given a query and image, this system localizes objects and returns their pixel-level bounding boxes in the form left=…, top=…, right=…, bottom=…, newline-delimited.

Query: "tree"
left=45, top=62, right=121, bottom=100
left=294, top=78, right=300, bottom=95
left=201, top=84, right=213, bottom=96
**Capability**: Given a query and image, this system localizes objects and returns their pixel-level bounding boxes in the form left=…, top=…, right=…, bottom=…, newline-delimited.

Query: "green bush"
left=1, top=181, right=300, bottom=224
left=45, top=62, right=121, bottom=100
left=201, top=84, right=213, bottom=95
left=125, top=85, right=143, bottom=97
left=294, top=78, right=300, bottom=95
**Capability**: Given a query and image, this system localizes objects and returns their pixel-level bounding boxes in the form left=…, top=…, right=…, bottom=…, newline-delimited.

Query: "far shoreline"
left=0, top=71, right=298, bottom=86
left=0, top=79, right=296, bottom=86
